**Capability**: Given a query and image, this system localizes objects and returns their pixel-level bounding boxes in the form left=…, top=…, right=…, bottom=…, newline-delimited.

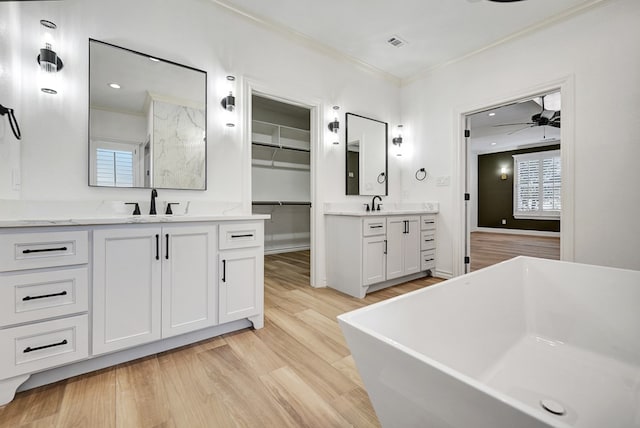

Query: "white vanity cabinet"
left=386, top=216, right=420, bottom=280
left=0, top=215, right=266, bottom=406
left=327, top=213, right=436, bottom=298
left=0, top=229, right=90, bottom=405
left=218, top=222, right=264, bottom=326
left=92, top=224, right=217, bottom=354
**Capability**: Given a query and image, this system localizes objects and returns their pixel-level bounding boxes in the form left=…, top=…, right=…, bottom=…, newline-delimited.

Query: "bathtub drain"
left=540, top=399, right=566, bottom=416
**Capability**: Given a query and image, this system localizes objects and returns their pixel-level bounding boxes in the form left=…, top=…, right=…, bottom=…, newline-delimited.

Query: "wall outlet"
left=436, top=176, right=450, bottom=187
left=501, top=219, right=507, bottom=225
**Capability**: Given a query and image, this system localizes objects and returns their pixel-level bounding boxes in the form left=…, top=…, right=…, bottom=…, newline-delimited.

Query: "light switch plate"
left=436, top=176, right=450, bottom=187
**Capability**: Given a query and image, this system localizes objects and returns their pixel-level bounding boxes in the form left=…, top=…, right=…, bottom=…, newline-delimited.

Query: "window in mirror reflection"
left=88, top=39, right=207, bottom=190
left=345, top=113, right=388, bottom=196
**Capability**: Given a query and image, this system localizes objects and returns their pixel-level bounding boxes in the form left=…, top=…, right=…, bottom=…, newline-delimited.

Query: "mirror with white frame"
left=345, top=113, right=388, bottom=196
left=89, top=39, right=207, bottom=190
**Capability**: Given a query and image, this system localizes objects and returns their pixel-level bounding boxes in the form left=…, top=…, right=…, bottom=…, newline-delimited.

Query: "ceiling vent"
left=387, top=35, right=408, bottom=48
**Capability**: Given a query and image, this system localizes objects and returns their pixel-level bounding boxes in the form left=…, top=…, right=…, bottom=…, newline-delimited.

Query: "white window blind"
left=96, top=148, right=134, bottom=187
left=513, top=150, right=561, bottom=219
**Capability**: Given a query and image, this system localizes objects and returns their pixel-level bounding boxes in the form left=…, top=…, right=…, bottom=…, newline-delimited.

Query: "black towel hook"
left=0, top=104, right=22, bottom=140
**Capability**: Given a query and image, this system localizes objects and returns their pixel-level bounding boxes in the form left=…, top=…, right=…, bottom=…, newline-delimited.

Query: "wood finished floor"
left=0, top=250, right=441, bottom=428
left=470, top=231, right=560, bottom=271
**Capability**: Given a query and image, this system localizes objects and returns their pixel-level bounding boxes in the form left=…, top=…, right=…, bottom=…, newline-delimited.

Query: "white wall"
left=0, top=0, right=401, bottom=285
left=401, top=0, right=640, bottom=273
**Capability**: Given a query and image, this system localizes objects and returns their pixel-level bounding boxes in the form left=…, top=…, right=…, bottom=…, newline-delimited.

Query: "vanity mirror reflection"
left=89, top=39, right=207, bottom=190
left=345, top=113, right=388, bottom=196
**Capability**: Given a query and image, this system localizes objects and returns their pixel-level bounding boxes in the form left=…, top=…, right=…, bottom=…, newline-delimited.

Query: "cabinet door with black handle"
left=218, top=248, right=262, bottom=324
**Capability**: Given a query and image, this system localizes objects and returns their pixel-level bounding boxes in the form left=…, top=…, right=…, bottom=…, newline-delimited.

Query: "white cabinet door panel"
left=219, top=249, right=262, bottom=324
left=403, top=218, right=421, bottom=275
left=386, top=218, right=405, bottom=280
left=93, top=227, right=161, bottom=355
left=363, top=236, right=386, bottom=286
left=161, top=225, right=217, bottom=338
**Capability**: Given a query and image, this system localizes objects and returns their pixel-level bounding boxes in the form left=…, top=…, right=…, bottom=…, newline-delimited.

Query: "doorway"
left=249, top=92, right=313, bottom=287
left=465, top=90, right=562, bottom=271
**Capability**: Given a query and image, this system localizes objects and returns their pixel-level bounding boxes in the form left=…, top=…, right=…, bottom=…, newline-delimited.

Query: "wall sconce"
left=392, top=124, right=403, bottom=156
left=328, top=105, right=340, bottom=144
left=501, top=167, right=508, bottom=180
left=220, top=75, right=236, bottom=127
left=37, top=20, right=63, bottom=95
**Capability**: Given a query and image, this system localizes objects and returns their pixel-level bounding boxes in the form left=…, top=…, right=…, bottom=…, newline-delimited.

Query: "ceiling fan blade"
left=493, top=122, right=534, bottom=127
left=507, top=125, right=534, bottom=135
left=541, top=109, right=556, bottom=119
left=548, top=122, right=561, bottom=128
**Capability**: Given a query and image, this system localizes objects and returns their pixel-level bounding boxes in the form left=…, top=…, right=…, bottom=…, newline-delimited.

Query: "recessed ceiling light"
left=491, top=142, right=497, bottom=146
left=488, top=112, right=496, bottom=117
left=149, top=57, right=160, bottom=62
left=108, top=83, right=121, bottom=89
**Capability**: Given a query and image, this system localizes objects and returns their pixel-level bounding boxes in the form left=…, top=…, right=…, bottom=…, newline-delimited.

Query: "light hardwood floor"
left=0, top=250, right=441, bottom=428
left=471, top=231, right=560, bottom=271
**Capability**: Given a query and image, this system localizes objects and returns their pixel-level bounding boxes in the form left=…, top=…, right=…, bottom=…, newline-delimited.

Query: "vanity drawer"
left=421, top=215, right=436, bottom=231
left=0, top=231, right=88, bottom=272
left=363, top=218, right=386, bottom=236
left=421, top=230, right=436, bottom=251
left=421, top=250, right=436, bottom=271
left=219, top=222, right=264, bottom=250
left=0, top=268, right=88, bottom=327
left=0, top=314, right=89, bottom=379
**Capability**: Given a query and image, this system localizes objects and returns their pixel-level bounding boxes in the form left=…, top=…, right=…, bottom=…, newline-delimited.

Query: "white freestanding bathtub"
left=338, top=257, right=640, bottom=428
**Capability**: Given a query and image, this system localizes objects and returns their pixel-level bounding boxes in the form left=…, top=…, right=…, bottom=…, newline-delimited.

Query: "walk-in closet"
left=251, top=95, right=311, bottom=260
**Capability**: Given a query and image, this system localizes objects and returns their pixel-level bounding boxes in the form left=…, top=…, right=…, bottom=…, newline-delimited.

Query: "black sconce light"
left=328, top=105, right=340, bottom=144
left=220, top=75, right=236, bottom=127
left=392, top=125, right=403, bottom=156
left=37, top=20, right=63, bottom=95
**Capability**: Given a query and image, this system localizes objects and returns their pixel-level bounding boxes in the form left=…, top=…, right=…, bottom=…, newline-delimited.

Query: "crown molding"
left=208, top=0, right=401, bottom=86
left=401, top=0, right=610, bottom=86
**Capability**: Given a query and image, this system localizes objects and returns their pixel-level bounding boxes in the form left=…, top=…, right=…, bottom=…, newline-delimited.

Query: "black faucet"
left=150, top=188, right=158, bottom=215
left=372, top=195, right=382, bottom=211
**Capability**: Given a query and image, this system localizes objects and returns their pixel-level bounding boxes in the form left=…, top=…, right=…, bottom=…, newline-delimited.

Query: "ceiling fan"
left=493, top=95, right=561, bottom=135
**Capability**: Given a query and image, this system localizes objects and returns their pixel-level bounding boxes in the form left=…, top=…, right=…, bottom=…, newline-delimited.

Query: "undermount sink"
left=339, top=257, right=640, bottom=428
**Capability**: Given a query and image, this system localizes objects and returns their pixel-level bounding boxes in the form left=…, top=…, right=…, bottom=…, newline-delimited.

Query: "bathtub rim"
left=338, top=256, right=640, bottom=428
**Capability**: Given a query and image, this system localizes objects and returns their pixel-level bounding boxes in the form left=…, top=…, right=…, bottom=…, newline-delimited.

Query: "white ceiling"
left=468, top=91, right=561, bottom=154
left=213, top=0, right=602, bottom=80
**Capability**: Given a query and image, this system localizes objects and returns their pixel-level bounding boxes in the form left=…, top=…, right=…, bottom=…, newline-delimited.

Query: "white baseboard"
left=434, top=269, right=453, bottom=279
left=473, top=227, right=560, bottom=238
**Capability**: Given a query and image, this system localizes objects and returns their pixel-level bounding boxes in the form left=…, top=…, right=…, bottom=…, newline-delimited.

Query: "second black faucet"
left=150, top=188, right=158, bottom=215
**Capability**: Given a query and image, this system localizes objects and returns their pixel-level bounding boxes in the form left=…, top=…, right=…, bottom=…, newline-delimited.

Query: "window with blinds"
left=96, top=148, right=134, bottom=187
left=512, top=150, right=561, bottom=219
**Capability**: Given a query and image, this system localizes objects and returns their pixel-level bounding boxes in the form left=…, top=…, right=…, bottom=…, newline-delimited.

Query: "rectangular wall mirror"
left=345, top=113, right=388, bottom=196
left=89, top=39, right=207, bottom=190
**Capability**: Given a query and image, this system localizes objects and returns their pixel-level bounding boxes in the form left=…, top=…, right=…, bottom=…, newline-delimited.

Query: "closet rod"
left=252, top=142, right=310, bottom=153
left=252, top=201, right=312, bottom=206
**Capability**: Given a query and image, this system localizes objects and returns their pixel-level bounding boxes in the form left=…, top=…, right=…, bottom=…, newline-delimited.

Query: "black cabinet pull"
left=22, top=247, right=67, bottom=254
left=424, top=238, right=435, bottom=242
left=24, top=339, right=68, bottom=353
left=370, top=225, right=383, bottom=229
left=383, top=239, right=387, bottom=255
left=231, top=234, right=254, bottom=239
left=222, top=260, right=226, bottom=283
left=165, top=234, right=169, bottom=260
left=23, top=291, right=67, bottom=301
left=155, top=234, right=159, bottom=260
left=403, top=221, right=408, bottom=234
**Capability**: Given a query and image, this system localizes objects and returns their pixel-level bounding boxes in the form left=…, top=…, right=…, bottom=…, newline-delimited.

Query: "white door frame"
left=452, top=75, right=576, bottom=277
left=241, top=78, right=324, bottom=287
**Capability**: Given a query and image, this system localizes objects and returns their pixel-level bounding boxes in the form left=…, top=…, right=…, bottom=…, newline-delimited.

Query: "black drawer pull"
left=231, top=234, right=254, bottom=238
left=369, top=225, right=383, bottom=229
left=424, top=258, right=435, bottom=262
left=24, top=339, right=68, bottom=353
left=155, top=234, right=160, bottom=260
left=22, top=246, right=67, bottom=254
left=222, top=260, right=226, bottom=283
left=424, top=239, right=435, bottom=242
left=23, top=291, right=68, bottom=301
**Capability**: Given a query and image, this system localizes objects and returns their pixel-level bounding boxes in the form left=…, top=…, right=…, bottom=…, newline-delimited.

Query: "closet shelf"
left=252, top=120, right=310, bottom=152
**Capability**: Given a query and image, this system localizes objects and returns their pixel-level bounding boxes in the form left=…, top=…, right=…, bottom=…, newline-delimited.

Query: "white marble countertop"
left=324, top=210, right=438, bottom=216
left=0, top=200, right=271, bottom=228
left=0, top=214, right=270, bottom=228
